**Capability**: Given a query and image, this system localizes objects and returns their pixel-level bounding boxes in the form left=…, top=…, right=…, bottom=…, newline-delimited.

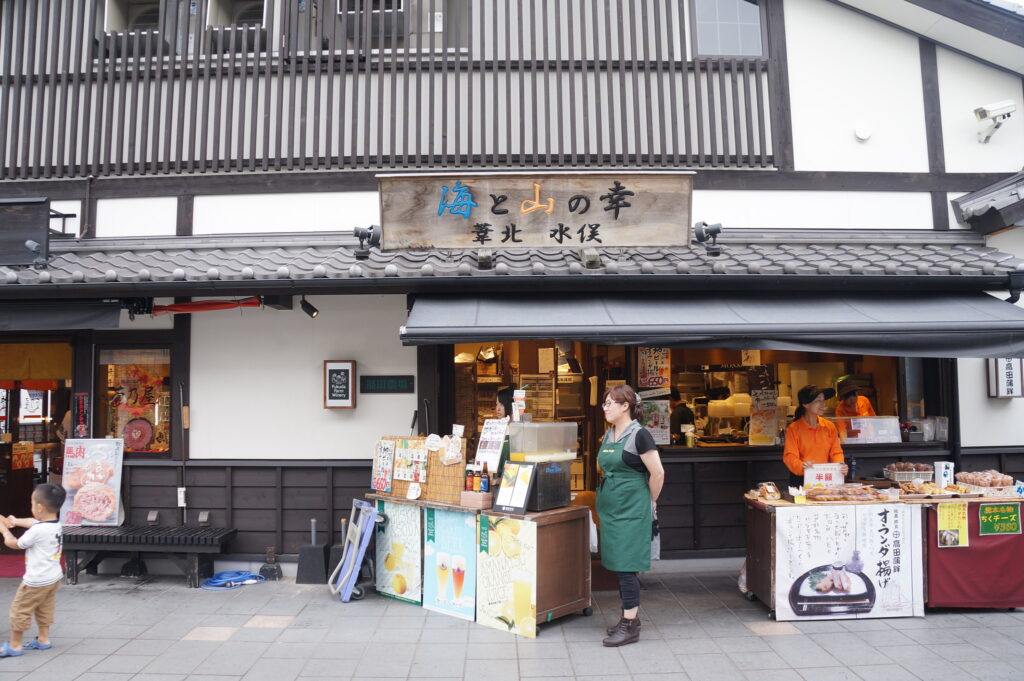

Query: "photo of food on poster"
left=60, top=439, right=124, bottom=526
left=423, top=508, right=477, bottom=621
left=642, top=400, right=670, bottom=445
left=375, top=500, right=422, bottom=604
left=637, top=347, right=670, bottom=389
left=937, top=502, right=969, bottom=547
left=477, top=515, right=538, bottom=638
left=773, top=504, right=924, bottom=621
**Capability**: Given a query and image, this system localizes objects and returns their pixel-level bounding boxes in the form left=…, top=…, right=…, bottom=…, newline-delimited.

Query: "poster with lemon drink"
left=375, top=500, right=422, bottom=604
left=422, top=508, right=477, bottom=620
left=477, top=514, right=538, bottom=638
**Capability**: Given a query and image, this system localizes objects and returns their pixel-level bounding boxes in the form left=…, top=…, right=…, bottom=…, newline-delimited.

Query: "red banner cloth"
left=151, top=297, right=262, bottom=316
left=926, top=500, right=1024, bottom=608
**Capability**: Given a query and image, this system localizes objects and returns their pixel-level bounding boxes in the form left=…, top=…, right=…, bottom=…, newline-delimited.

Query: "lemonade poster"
left=375, top=500, right=422, bottom=604
left=423, top=508, right=477, bottom=621
left=477, top=514, right=538, bottom=638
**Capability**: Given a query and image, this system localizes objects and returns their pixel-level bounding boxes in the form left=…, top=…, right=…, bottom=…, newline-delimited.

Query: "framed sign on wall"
left=324, top=360, right=357, bottom=409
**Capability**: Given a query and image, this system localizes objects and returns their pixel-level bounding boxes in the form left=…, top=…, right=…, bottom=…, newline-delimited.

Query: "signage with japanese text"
left=378, top=172, right=693, bottom=249
left=937, top=502, right=969, bottom=547
left=59, top=439, right=124, bottom=527
left=987, top=358, right=1024, bottom=398
left=979, top=502, right=1021, bottom=536
left=774, top=504, right=924, bottom=620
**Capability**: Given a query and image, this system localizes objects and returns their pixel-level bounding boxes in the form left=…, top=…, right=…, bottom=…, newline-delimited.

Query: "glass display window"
left=97, top=348, right=172, bottom=454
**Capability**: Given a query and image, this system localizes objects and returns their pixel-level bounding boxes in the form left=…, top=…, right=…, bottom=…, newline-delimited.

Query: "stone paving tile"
left=952, top=659, right=1020, bottom=681
left=742, top=671, right=805, bottom=681
left=17, top=653, right=106, bottom=681
left=621, top=639, right=686, bottom=675
left=716, top=636, right=771, bottom=653
left=764, top=634, right=840, bottom=669
left=299, top=657, right=359, bottom=678
left=88, top=654, right=156, bottom=673
left=519, top=658, right=575, bottom=677
left=796, top=667, right=862, bottom=681
left=464, top=658, right=521, bottom=681
left=849, top=664, right=920, bottom=681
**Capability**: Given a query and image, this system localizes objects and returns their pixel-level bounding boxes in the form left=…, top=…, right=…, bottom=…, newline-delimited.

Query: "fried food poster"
left=773, top=504, right=924, bottom=621
left=477, top=515, right=538, bottom=638
left=60, top=439, right=124, bottom=526
left=374, top=500, right=422, bottom=604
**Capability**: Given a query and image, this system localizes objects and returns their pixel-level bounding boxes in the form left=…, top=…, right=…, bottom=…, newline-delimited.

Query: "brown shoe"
left=606, top=615, right=642, bottom=635
left=602, top=616, right=640, bottom=647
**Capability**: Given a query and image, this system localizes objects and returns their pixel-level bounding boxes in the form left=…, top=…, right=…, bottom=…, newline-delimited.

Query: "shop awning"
left=401, top=292, right=1024, bottom=358
left=0, top=300, right=120, bottom=331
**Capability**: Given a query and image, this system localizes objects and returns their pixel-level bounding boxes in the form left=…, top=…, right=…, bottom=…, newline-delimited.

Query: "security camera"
left=975, top=100, right=1016, bottom=121
left=975, top=100, right=1015, bottom=144
left=24, top=239, right=41, bottom=253
left=353, top=224, right=382, bottom=259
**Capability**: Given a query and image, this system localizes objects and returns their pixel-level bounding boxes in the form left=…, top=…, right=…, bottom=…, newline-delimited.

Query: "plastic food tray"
left=959, top=482, right=1019, bottom=497
left=884, top=469, right=934, bottom=483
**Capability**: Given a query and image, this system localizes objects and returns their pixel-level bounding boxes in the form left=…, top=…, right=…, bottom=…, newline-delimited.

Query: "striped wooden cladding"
left=0, top=1, right=776, bottom=180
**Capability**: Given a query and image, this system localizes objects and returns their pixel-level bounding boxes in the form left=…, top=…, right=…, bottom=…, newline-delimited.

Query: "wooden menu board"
left=378, top=436, right=465, bottom=506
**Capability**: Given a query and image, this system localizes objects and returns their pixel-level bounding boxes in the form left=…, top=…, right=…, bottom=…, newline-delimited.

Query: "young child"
left=0, top=483, right=66, bottom=658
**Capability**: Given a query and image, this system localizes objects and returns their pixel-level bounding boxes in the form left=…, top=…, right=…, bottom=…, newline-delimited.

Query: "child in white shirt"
left=0, top=483, right=65, bottom=658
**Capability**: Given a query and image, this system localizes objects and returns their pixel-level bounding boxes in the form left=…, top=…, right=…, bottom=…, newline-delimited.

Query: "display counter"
left=744, top=496, right=926, bottom=621
left=366, top=493, right=591, bottom=638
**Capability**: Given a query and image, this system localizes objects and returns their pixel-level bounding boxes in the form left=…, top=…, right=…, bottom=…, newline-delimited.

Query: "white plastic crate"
left=884, top=468, right=934, bottom=483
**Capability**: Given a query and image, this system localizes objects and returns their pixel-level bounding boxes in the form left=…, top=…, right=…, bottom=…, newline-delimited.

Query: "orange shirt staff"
left=783, top=385, right=846, bottom=483
left=835, top=390, right=876, bottom=418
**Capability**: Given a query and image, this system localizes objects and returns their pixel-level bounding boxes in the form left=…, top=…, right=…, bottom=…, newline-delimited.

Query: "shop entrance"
left=0, top=342, right=73, bottom=537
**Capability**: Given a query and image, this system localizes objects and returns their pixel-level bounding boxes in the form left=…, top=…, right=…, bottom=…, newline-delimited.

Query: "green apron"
left=596, top=421, right=652, bottom=573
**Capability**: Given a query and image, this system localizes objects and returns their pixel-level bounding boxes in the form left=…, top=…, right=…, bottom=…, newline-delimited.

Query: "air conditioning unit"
left=341, top=0, right=405, bottom=40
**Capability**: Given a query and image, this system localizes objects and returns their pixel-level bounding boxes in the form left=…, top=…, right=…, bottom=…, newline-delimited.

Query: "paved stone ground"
left=2, top=559, right=1024, bottom=681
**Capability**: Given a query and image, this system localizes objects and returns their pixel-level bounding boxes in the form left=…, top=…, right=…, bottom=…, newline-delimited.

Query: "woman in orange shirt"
left=835, top=379, right=876, bottom=418
left=783, top=385, right=848, bottom=487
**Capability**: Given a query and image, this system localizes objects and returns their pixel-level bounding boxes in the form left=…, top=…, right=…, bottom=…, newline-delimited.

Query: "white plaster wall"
left=946, top=192, right=971, bottom=230
left=936, top=47, right=1024, bottom=174
left=692, top=189, right=933, bottom=229
left=189, top=295, right=416, bottom=460
left=193, top=192, right=380, bottom=235
left=958, top=358, right=1024, bottom=448
left=50, top=200, right=81, bottom=237
left=959, top=227, right=1024, bottom=447
left=94, top=197, right=178, bottom=237
left=784, top=0, right=929, bottom=172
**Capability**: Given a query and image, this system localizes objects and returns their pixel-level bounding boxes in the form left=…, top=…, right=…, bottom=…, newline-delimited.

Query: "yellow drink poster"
left=477, top=514, right=538, bottom=638
left=375, top=500, right=422, bottom=603
left=937, top=502, right=969, bottom=548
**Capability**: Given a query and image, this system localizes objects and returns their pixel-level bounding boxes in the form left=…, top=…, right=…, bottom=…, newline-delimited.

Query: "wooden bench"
left=62, top=526, right=237, bottom=588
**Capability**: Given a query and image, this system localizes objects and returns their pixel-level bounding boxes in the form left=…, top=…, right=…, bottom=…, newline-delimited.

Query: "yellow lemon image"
left=517, top=616, right=536, bottom=637
left=392, top=573, right=408, bottom=594
left=383, top=552, right=398, bottom=572
left=502, top=534, right=521, bottom=558
left=503, top=519, right=521, bottom=535
left=487, top=531, right=503, bottom=557
left=501, top=600, right=516, bottom=623
left=390, top=541, right=406, bottom=558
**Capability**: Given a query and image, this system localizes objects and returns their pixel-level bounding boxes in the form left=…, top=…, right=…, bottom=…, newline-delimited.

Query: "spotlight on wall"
left=693, top=221, right=724, bottom=257
left=300, top=296, right=319, bottom=319
left=353, top=224, right=382, bottom=260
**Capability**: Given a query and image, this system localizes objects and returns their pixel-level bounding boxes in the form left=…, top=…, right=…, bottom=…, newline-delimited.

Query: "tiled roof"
left=1, top=229, right=1021, bottom=297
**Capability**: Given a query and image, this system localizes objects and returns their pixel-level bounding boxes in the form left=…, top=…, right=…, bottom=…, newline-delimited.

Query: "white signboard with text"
left=774, top=504, right=924, bottom=621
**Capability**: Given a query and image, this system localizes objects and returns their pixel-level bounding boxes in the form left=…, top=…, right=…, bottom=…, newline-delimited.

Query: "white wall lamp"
left=975, top=100, right=1015, bottom=144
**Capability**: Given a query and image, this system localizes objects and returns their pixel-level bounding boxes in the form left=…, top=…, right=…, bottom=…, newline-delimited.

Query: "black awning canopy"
left=401, top=292, right=1024, bottom=358
left=0, top=300, right=121, bottom=331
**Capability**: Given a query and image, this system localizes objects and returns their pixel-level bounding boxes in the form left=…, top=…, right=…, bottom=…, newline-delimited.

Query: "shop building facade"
left=1, top=0, right=1023, bottom=559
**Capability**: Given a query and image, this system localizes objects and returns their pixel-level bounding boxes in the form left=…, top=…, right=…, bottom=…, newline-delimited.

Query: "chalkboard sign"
left=324, top=360, right=356, bottom=409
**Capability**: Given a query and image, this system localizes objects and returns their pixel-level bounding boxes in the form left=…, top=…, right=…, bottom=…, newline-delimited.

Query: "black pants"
left=617, top=571, right=640, bottom=610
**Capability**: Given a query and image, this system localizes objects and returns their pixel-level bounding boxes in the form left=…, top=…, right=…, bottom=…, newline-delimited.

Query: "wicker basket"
left=884, top=468, right=934, bottom=483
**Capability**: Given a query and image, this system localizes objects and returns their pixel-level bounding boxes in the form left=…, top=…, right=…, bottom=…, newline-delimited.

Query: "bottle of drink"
left=480, top=462, right=490, bottom=492
left=847, top=456, right=857, bottom=481
left=472, top=464, right=481, bottom=492
left=465, top=465, right=474, bottom=491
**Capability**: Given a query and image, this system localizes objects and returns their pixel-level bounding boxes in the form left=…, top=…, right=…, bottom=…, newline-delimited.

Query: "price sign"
left=979, top=502, right=1021, bottom=535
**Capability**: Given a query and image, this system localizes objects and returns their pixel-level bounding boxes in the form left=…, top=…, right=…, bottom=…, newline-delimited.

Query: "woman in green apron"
left=596, top=384, right=665, bottom=647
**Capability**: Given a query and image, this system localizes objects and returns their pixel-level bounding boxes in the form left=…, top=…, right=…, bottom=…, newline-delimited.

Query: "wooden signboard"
left=378, top=171, right=693, bottom=250
left=379, top=436, right=465, bottom=506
